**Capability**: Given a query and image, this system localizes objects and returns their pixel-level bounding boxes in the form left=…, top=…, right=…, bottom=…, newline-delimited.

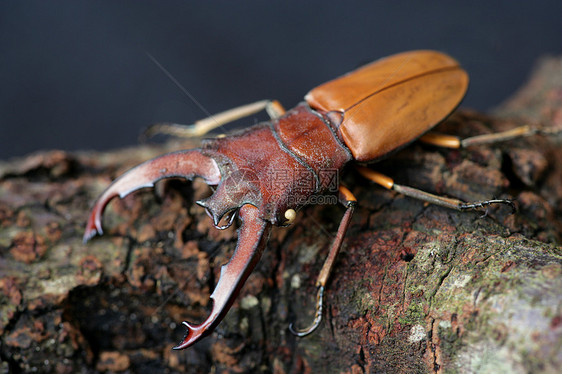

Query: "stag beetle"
left=85, top=50, right=524, bottom=349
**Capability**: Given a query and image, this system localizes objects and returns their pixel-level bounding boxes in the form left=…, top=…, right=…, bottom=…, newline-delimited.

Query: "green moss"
left=350, top=279, right=377, bottom=315
left=398, top=302, right=425, bottom=326
left=438, top=320, right=464, bottom=360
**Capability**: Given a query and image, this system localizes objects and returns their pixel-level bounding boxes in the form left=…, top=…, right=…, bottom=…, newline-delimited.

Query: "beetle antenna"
left=145, top=52, right=226, bottom=134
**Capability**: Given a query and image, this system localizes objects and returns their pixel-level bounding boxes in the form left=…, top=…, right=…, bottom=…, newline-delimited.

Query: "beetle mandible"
left=84, top=50, right=519, bottom=349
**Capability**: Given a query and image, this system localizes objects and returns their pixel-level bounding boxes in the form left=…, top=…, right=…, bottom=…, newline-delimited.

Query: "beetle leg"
left=356, top=166, right=515, bottom=213
left=417, top=132, right=462, bottom=148
left=173, top=203, right=271, bottom=349
left=420, top=122, right=562, bottom=149
left=142, top=100, right=286, bottom=140
left=83, top=150, right=221, bottom=242
left=289, top=186, right=356, bottom=337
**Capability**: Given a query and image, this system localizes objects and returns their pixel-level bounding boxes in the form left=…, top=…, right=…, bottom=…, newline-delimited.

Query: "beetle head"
left=197, top=167, right=262, bottom=229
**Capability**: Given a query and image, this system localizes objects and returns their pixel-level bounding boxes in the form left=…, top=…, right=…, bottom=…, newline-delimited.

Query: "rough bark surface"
left=1, top=55, right=561, bottom=373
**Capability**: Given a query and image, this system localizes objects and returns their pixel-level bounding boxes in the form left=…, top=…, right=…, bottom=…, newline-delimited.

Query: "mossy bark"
left=1, top=56, right=561, bottom=373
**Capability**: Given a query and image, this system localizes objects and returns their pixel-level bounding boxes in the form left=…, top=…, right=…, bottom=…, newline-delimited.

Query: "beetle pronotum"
left=85, top=50, right=553, bottom=349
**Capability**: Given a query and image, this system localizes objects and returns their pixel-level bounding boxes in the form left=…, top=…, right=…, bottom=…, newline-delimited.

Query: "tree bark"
left=1, top=56, right=561, bottom=374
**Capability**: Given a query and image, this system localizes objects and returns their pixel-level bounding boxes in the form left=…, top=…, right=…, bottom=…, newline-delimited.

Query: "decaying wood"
left=1, top=56, right=561, bottom=373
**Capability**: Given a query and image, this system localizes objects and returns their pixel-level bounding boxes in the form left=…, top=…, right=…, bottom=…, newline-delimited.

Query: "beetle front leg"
left=289, top=186, right=357, bottom=337
left=173, top=203, right=271, bottom=349
left=83, top=149, right=221, bottom=242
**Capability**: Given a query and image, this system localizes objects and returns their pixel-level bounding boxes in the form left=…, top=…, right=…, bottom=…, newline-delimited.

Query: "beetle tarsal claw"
left=289, top=286, right=325, bottom=337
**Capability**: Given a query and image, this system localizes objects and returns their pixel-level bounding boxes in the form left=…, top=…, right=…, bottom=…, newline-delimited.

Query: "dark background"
left=1, top=1, right=561, bottom=160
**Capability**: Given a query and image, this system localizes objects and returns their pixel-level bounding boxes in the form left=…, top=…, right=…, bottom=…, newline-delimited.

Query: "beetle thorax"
left=198, top=104, right=352, bottom=226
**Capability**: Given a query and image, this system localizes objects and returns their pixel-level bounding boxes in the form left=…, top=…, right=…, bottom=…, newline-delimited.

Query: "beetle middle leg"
left=419, top=122, right=562, bottom=149
left=289, top=186, right=357, bottom=337
left=142, top=99, right=286, bottom=139
left=355, top=166, right=515, bottom=213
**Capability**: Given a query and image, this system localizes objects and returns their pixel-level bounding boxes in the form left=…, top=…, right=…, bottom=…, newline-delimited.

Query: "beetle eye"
left=284, top=209, right=296, bottom=225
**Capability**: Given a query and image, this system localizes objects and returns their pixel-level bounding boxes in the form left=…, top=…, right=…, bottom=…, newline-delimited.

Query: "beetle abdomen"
left=306, top=50, right=468, bottom=162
